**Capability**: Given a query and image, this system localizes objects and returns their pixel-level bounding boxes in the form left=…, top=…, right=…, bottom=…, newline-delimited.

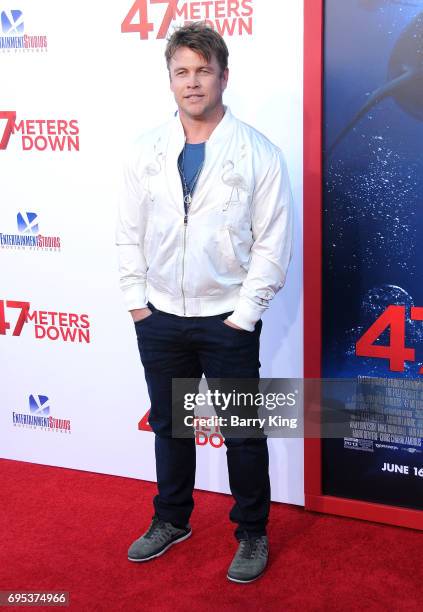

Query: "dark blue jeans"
left=134, top=302, right=270, bottom=540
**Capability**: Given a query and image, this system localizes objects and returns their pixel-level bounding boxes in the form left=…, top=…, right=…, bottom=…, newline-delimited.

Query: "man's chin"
left=181, top=107, right=208, bottom=120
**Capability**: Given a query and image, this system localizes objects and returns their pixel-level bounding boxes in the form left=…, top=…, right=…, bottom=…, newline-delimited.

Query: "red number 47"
left=0, top=111, right=16, bottom=150
left=0, top=300, right=30, bottom=336
left=356, top=304, right=423, bottom=373
left=121, top=0, right=179, bottom=40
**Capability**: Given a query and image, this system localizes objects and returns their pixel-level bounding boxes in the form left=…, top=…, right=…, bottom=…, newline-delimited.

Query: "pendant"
left=184, top=194, right=192, bottom=205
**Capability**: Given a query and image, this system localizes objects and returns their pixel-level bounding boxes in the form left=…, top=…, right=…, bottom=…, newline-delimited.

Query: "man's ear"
left=221, top=68, right=229, bottom=92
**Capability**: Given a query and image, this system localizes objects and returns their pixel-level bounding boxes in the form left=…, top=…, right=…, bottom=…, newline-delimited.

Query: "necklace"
left=178, top=144, right=204, bottom=212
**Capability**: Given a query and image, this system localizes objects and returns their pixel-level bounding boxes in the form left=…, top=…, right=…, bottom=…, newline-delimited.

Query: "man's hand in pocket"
left=131, top=307, right=152, bottom=323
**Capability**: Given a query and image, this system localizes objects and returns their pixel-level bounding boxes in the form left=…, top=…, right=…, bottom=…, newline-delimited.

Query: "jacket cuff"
left=227, top=299, right=264, bottom=332
left=121, top=284, right=148, bottom=311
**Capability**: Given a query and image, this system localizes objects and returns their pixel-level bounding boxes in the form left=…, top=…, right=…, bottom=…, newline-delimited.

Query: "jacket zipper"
left=181, top=212, right=188, bottom=315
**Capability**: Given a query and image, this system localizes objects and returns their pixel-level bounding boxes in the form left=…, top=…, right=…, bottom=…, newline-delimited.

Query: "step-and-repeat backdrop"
left=1, top=1, right=304, bottom=504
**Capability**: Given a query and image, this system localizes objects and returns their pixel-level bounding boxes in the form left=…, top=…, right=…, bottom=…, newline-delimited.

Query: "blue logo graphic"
left=29, top=394, right=50, bottom=416
left=1, top=10, right=24, bottom=35
left=17, top=212, right=39, bottom=234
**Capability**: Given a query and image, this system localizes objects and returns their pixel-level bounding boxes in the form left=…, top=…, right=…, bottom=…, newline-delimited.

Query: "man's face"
left=169, top=46, right=228, bottom=121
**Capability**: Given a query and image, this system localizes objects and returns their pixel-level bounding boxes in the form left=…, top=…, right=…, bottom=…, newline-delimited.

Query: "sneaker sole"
left=227, top=558, right=268, bottom=584
left=226, top=568, right=266, bottom=584
left=128, top=529, right=192, bottom=562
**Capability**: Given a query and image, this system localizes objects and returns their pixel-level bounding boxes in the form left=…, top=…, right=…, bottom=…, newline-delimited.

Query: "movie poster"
left=322, top=0, right=423, bottom=510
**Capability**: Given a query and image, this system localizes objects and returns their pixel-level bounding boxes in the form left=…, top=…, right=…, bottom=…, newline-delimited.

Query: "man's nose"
left=187, top=73, right=200, bottom=88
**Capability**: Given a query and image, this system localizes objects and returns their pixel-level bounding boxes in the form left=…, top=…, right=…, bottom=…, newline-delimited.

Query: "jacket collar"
left=171, top=105, right=233, bottom=148
left=165, top=106, right=234, bottom=213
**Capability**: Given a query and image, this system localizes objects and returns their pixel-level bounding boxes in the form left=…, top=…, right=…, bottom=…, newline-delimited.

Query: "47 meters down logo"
left=121, top=0, right=253, bottom=40
left=0, top=111, right=79, bottom=152
left=0, top=300, right=91, bottom=344
left=138, top=409, right=224, bottom=447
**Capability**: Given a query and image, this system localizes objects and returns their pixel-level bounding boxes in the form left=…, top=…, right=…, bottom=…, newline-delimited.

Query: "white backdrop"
left=0, top=0, right=304, bottom=504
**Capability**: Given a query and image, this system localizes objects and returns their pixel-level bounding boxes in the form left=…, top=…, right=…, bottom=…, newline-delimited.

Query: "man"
left=116, top=22, right=293, bottom=583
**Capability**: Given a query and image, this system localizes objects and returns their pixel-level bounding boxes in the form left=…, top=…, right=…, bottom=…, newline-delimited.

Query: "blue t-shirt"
left=178, top=142, right=205, bottom=200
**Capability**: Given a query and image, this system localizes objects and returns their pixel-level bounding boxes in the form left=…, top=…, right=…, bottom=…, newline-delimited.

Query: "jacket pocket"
left=219, top=227, right=244, bottom=274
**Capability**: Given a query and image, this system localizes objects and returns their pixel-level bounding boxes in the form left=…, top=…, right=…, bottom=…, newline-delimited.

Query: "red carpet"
left=0, top=459, right=421, bottom=611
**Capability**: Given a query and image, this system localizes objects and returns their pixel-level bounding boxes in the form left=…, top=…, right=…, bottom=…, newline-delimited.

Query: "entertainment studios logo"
left=0, top=212, right=61, bottom=251
left=12, top=394, right=71, bottom=433
left=138, top=410, right=224, bottom=447
left=0, top=9, right=48, bottom=52
left=121, top=0, right=253, bottom=40
left=0, top=111, right=80, bottom=152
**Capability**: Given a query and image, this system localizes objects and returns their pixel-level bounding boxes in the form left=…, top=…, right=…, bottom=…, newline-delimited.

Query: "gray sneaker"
left=227, top=535, right=269, bottom=583
left=128, top=517, right=192, bottom=562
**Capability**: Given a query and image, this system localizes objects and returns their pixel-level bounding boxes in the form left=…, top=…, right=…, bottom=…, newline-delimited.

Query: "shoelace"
left=144, top=519, right=173, bottom=543
left=238, top=536, right=261, bottom=559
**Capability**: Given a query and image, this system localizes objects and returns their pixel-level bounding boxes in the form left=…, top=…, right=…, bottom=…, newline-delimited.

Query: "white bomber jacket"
left=116, top=107, right=293, bottom=331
